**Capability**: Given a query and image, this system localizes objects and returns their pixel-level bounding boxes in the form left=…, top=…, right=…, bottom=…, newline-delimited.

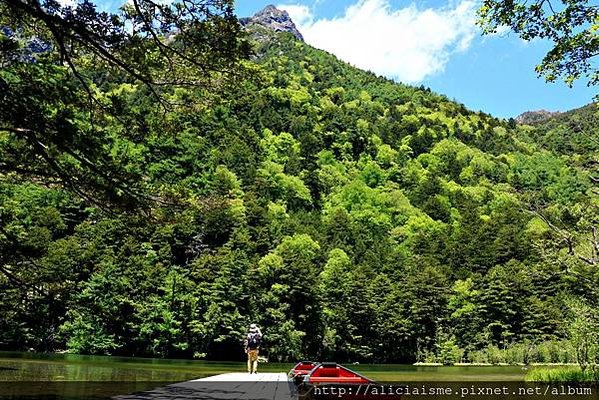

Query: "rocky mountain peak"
left=240, top=5, right=304, bottom=41
left=515, top=109, right=562, bottom=125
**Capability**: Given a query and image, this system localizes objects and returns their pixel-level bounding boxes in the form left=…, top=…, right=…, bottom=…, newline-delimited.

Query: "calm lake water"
left=0, top=351, right=541, bottom=399
left=0, top=351, right=529, bottom=381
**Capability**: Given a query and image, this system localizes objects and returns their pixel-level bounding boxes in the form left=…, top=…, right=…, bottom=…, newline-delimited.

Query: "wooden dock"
left=114, top=372, right=297, bottom=400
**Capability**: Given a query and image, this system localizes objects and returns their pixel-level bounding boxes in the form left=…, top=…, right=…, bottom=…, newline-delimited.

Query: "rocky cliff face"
left=240, top=5, right=304, bottom=41
left=515, top=109, right=562, bottom=125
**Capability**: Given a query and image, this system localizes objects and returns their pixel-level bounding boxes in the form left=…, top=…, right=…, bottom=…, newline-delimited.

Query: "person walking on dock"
left=244, top=323, right=262, bottom=374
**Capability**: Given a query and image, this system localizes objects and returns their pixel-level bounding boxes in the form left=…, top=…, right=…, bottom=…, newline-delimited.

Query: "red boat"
left=292, top=363, right=403, bottom=399
left=288, top=361, right=318, bottom=384
left=302, top=362, right=373, bottom=385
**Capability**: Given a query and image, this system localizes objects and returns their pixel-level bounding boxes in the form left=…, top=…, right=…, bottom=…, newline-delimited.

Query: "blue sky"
left=236, top=0, right=596, bottom=118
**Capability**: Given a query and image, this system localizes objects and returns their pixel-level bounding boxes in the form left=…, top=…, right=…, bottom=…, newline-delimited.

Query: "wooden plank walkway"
left=114, top=372, right=297, bottom=400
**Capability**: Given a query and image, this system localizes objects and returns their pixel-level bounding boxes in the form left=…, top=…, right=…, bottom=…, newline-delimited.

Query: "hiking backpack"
left=247, top=332, right=262, bottom=349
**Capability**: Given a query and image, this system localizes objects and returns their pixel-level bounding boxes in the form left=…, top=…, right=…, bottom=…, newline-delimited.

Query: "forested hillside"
left=0, top=17, right=597, bottom=364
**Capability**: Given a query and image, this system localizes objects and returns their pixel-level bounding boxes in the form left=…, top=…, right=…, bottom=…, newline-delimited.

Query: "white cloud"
left=57, top=0, right=76, bottom=7
left=278, top=4, right=314, bottom=26
left=278, top=0, right=479, bottom=83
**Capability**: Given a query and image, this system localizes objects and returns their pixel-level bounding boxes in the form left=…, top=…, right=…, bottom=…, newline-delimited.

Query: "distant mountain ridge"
left=515, top=109, right=562, bottom=125
left=240, top=5, right=304, bottom=41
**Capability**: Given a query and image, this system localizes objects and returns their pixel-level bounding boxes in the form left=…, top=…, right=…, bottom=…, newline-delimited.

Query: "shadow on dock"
left=113, top=373, right=297, bottom=400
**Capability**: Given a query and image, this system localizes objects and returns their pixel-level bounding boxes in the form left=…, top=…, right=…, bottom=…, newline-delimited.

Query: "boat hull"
left=289, top=362, right=403, bottom=399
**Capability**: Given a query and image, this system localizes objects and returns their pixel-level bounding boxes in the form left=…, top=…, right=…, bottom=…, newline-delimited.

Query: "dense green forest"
left=0, top=11, right=598, bottom=365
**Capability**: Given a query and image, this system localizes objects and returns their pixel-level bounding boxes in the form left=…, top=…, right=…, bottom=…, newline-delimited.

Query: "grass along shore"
left=525, top=366, right=599, bottom=382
